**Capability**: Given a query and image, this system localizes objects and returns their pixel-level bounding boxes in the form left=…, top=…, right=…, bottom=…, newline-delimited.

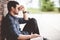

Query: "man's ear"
left=11, top=7, right=15, bottom=11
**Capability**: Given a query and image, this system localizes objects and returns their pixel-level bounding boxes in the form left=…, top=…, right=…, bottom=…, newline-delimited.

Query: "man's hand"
left=18, top=5, right=28, bottom=20
left=17, top=34, right=40, bottom=40
left=31, top=34, right=40, bottom=39
left=18, top=5, right=25, bottom=11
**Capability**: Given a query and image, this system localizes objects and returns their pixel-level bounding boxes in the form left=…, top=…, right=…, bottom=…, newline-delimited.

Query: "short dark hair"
left=7, top=1, right=19, bottom=11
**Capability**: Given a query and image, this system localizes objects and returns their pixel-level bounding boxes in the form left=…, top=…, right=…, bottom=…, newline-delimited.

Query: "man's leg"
left=23, top=18, right=40, bottom=35
left=20, top=39, right=26, bottom=40
left=23, top=18, right=48, bottom=40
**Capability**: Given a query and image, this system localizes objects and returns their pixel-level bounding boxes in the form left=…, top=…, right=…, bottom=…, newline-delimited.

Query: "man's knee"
left=29, top=18, right=37, bottom=22
left=20, top=39, right=26, bottom=40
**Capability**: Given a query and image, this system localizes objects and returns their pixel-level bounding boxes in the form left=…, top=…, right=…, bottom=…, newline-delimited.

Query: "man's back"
left=1, top=14, right=18, bottom=40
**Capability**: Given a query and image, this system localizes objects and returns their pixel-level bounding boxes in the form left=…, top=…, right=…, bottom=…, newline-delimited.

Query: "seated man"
left=1, top=1, right=40, bottom=40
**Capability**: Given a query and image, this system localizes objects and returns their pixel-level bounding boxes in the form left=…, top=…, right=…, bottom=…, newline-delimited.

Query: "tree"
left=40, top=0, right=54, bottom=11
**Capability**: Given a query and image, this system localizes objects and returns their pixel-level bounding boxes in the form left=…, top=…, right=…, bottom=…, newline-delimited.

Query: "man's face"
left=11, top=4, right=25, bottom=15
left=12, top=4, right=20, bottom=15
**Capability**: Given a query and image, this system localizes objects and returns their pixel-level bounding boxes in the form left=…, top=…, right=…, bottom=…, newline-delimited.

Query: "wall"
left=0, top=0, right=8, bottom=40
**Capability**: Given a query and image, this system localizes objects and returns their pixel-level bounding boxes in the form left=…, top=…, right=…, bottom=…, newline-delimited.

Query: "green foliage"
left=41, top=0, right=54, bottom=11
left=58, top=8, right=60, bottom=12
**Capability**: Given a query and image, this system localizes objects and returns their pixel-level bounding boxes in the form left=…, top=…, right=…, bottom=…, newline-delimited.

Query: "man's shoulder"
left=1, top=14, right=9, bottom=25
left=3, top=14, right=10, bottom=22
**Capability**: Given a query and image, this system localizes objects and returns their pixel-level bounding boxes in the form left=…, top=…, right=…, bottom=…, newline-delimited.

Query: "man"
left=1, top=1, right=40, bottom=40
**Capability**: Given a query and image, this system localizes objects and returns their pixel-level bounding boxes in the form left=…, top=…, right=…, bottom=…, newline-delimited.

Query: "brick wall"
left=0, top=0, right=4, bottom=39
left=0, top=0, right=8, bottom=40
left=0, top=0, right=15, bottom=40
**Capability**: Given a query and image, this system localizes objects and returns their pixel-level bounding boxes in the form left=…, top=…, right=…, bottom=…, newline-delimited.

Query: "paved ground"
left=19, top=12, right=60, bottom=40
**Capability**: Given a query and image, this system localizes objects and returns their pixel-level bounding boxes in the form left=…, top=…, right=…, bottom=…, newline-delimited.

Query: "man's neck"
left=9, top=11, right=15, bottom=17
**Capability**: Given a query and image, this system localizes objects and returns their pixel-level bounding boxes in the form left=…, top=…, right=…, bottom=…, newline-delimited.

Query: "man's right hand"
left=30, top=34, right=40, bottom=39
left=18, top=34, right=40, bottom=40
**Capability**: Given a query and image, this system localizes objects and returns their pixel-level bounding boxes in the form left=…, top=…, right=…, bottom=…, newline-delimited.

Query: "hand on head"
left=18, top=5, right=25, bottom=11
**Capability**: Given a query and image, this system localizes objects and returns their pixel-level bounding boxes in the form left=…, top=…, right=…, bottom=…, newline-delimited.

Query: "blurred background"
left=15, top=0, right=60, bottom=13
left=0, top=0, right=60, bottom=40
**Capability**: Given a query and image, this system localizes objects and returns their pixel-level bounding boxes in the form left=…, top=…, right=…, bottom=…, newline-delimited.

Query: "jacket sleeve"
left=18, top=18, right=28, bottom=24
left=8, top=19, right=22, bottom=39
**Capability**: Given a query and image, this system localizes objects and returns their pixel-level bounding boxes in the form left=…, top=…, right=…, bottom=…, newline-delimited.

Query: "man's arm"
left=18, top=5, right=29, bottom=24
left=19, top=5, right=29, bottom=20
left=17, top=34, right=40, bottom=40
left=23, top=11, right=29, bottom=20
left=18, top=34, right=31, bottom=40
left=9, top=18, right=31, bottom=40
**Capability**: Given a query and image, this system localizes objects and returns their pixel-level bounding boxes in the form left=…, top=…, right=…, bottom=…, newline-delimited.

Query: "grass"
left=27, top=8, right=40, bottom=13
left=27, top=8, right=60, bottom=14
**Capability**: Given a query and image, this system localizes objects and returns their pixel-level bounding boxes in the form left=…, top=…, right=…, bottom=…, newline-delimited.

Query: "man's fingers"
left=18, top=5, right=25, bottom=11
left=31, top=34, right=41, bottom=38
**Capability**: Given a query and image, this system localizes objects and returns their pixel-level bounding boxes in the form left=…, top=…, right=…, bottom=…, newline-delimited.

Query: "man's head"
left=7, top=1, right=20, bottom=15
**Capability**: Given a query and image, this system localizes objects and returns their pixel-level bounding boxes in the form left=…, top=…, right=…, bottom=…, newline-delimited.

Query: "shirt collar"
left=8, top=12, right=17, bottom=19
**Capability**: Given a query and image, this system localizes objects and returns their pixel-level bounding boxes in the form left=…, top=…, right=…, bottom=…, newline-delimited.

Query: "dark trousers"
left=23, top=18, right=40, bottom=35
left=23, top=18, right=40, bottom=40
